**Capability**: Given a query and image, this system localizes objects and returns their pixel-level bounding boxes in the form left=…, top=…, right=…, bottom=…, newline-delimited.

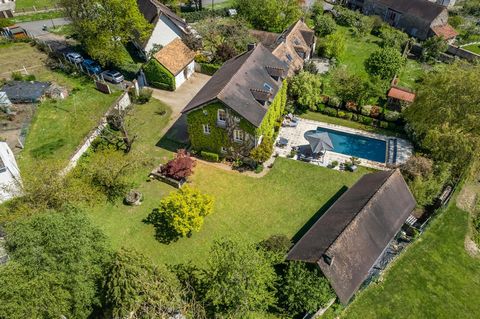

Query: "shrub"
left=345, top=112, right=354, bottom=120
left=250, top=136, right=274, bottom=163
left=314, top=14, right=337, bottom=37
left=388, top=122, right=399, bottom=131
left=145, top=186, right=214, bottom=241
left=199, top=63, right=221, bottom=76
left=378, top=26, right=409, bottom=49
left=327, top=160, right=338, bottom=168
left=160, top=149, right=196, bottom=181
left=11, top=72, right=23, bottom=81
left=316, top=103, right=326, bottom=112
left=324, top=107, right=337, bottom=117
left=201, top=151, right=220, bottom=162
left=327, top=96, right=341, bottom=108
left=143, top=59, right=175, bottom=91
left=384, top=110, right=401, bottom=122
left=0, top=18, right=13, bottom=28
left=258, top=234, right=291, bottom=264
left=181, top=8, right=228, bottom=23
left=254, top=164, right=264, bottom=174
left=318, top=32, right=346, bottom=60
left=345, top=101, right=358, bottom=112
left=338, top=111, right=347, bottom=118
left=370, top=105, right=381, bottom=118
left=24, top=74, right=36, bottom=81
left=288, top=71, right=323, bottom=111
left=365, top=48, right=406, bottom=80
left=361, top=116, right=373, bottom=125
left=135, top=88, right=153, bottom=104
left=334, top=7, right=358, bottom=27
left=361, top=105, right=372, bottom=117
left=379, top=121, right=389, bottom=129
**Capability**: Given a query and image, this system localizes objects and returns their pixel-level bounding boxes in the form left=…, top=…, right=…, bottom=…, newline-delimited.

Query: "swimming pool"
left=316, top=127, right=387, bottom=163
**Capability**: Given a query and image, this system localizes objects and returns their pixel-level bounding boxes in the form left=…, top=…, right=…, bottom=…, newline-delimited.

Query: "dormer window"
left=323, top=254, right=334, bottom=266
left=294, top=37, right=301, bottom=45
left=263, top=83, right=273, bottom=92
left=286, top=53, right=293, bottom=62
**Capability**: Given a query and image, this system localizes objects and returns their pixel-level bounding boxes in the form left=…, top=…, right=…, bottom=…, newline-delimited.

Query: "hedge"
left=143, top=59, right=175, bottom=91
left=318, top=108, right=403, bottom=132
left=181, top=9, right=228, bottom=23
left=198, top=63, right=221, bottom=76
left=201, top=151, right=220, bottom=162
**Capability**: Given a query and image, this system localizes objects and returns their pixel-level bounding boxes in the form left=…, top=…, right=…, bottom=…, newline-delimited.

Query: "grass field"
left=332, top=26, right=424, bottom=89
left=342, top=202, right=480, bottom=318
left=85, top=100, right=372, bottom=266
left=0, top=43, right=120, bottom=172
left=15, top=0, right=59, bottom=10
left=463, top=43, right=480, bottom=55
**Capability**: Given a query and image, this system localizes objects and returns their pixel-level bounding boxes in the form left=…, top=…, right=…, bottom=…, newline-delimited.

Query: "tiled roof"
left=431, top=23, right=459, bottom=39
left=388, top=86, right=416, bottom=103
left=287, top=170, right=416, bottom=304
left=182, top=44, right=288, bottom=127
left=154, top=38, right=195, bottom=75
left=376, top=0, right=446, bottom=22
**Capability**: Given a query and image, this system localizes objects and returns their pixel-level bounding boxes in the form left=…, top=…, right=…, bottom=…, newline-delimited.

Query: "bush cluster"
left=201, top=151, right=220, bottom=162
left=198, top=62, right=221, bottom=76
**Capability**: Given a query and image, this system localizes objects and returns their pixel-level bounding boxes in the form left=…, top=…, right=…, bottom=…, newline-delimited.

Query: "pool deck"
left=274, top=118, right=413, bottom=170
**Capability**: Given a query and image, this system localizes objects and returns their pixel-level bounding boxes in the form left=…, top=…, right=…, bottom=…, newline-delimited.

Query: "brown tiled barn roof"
left=287, top=169, right=416, bottom=304
left=376, top=0, right=446, bottom=23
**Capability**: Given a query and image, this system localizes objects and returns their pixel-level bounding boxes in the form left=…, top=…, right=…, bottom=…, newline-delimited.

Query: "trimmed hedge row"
left=201, top=151, right=220, bottom=162
left=317, top=106, right=403, bottom=132
left=317, top=101, right=402, bottom=124
left=198, top=62, right=222, bottom=76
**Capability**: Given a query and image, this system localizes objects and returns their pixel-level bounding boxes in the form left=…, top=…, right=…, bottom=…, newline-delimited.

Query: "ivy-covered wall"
left=186, top=80, right=288, bottom=157
left=256, top=79, right=288, bottom=138
left=144, top=59, right=176, bottom=91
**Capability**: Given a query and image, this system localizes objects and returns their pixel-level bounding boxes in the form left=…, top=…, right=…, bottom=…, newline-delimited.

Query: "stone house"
left=182, top=44, right=288, bottom=158
left=349, top=0, right=457, bottom=41
left=250, top=20, right=316, bottom=76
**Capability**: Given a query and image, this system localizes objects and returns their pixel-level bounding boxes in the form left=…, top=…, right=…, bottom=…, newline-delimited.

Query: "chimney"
left=247, top=43, right=256, bottom=51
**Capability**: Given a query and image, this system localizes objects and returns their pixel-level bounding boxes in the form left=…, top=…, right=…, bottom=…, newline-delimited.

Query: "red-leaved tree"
left=161, top=149, right=196, bottom=180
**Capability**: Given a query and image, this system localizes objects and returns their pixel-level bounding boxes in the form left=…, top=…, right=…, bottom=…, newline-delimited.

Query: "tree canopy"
left=404, top=63, right=480, bottom=172
left=204, top=239, right=277, bottom=317
left=289, top=71, right=323, bottom=111
left=234, top=0, right=302, bottom=33
left=364, top=47, right=406, bottom=80
left=0, top=210, right=109, bottom=319
left=60, top=0, right=151, bottom=66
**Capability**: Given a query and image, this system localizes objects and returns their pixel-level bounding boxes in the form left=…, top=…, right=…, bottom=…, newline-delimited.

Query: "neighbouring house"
left=349, top=0, right=457, bottom=41
left=150, top=38, right=196, bottom=90
left=251, top=19, right=316, bottom=76
left=387, top=86, right=416, bottom=111
left=182, top=43, right=288, bottom=158
left=0, top=142, right=22, bottom=204
left=287, top=169, right=416, bottom=304
left=0, top=0, right=15, bottom=19
left=0, top=81, right=50, bottom=104
left=136, top=0, right=194, bottom=58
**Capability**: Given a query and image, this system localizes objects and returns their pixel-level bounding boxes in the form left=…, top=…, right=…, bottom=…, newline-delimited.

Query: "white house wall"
left=174, top=60, right=195, bottom=89
left=0, top=143, right=22, bottom=204
left=144, top=15, right=183, bottom=54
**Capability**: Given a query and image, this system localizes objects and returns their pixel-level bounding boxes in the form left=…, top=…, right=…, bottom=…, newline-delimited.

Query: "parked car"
left=101, top=70, right=124, bottom=84
left=65, top=52, right=83, bottom=64
left=81, top=59, right=102, bottom=74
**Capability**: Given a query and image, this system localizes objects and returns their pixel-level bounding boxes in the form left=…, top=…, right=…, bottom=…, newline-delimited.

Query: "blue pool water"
left=316, top=127, right=386, bottom=163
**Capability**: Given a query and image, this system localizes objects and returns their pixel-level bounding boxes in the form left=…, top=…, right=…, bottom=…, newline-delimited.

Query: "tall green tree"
left=289, top=71, right=323, bottom=111
left=60, top=0, right=151, bottom=65
left=318, top=31, right=346, bottom=60
left=364, top=47, right=406, bottom=80
left=234, top=0, right=302, bottom=33
left=103, top=247, right=191, bottom=318
left=204, top=239, right=277, bottom=317
left=314, top=14, right=337, bottom=37
left=0, top=210, right=109, bottom=319
left=404, top=63, right=480, bottom=172
left=421, top=36, right=448, bottom=62
left=278, top=262, right=334, bottom=316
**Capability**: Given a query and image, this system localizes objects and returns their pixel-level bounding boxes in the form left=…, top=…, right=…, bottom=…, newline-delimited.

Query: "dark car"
left=81, top=59, right=102, bottom=75
left=101, top=70, right=124, bottom=84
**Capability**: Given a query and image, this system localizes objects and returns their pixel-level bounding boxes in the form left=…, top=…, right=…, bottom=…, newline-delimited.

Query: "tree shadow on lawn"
left=291, top=186, right=348, bottom=244
left=142, top=208, right=181, bottom=244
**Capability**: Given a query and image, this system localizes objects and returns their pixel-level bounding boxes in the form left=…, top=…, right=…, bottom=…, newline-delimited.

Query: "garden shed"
left=387, top=86, right=416, bottom=111
left=287, top=169, right=416, bottom=304
left=1, top=81, right=50, bottom=104
left=153, top=38, right=195, bottom=90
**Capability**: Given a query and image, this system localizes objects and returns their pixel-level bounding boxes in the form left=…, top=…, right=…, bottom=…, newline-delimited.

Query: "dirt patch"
left=457, top=185, right=478, bottom=213
left=465, top=236, right=480, bottom=258
left=0, top=104, right=37, bottom=153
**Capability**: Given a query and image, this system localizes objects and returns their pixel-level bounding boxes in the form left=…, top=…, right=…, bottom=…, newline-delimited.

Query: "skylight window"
left=286, top=53, right=293, bottom=62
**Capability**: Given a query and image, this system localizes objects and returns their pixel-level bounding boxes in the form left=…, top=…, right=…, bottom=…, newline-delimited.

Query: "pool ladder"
left=386, top=138, right=397, bottom=165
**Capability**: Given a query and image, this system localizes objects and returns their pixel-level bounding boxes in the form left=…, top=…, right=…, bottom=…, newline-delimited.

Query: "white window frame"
left=203, top=124, right=211, bottom=135
left=233, top=129, right=244, bottom=143
left=217, top=109, right=227, bottom=123
left=220, top=146, right=228, bottom=154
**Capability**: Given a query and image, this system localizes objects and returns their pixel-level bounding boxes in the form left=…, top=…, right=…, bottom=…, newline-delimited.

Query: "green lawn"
left=298, top=111, right=405, bottom=138
left=15, top=0, right=59, bottom=10
left=463, top=43, right=480, bottom=55
left=342, top=202, right=480, bottom=318
left=85, top=101, right=372, bottom=266
left=328, top=26, right=424, bottom=90
left=16, top=75, right=120, bottom=173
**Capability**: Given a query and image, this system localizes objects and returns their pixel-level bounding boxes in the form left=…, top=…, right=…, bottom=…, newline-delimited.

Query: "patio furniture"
left=276, top=137, right=289, bottom=148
